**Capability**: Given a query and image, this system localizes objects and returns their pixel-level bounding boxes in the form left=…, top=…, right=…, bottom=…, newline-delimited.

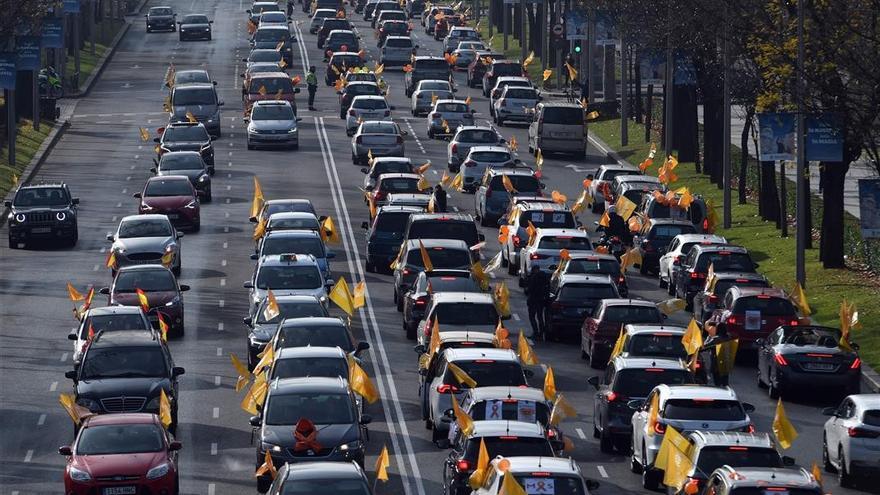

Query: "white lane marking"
left=223, top=242, right=228, bottom=249
left=211, top=442, right=218, bottom=455
left=221, top=259, right=227, bottom=267
left=60, top=352, right=69, bottom=362
left=218, top=322, right=225, bottom=331
left=512, top=313, right=521, bottom=321
left=597, top=466, right=609, bottom=478
left=49, top=381, right=58, bottom=392
left=217, top=347, right=223, bottom=356
left=403, top=118, right=426, bottom=154
left=576, top=428, right=586, bottom=440
left=219, top=300, right=225, bottom=308
left=208, top=483, right=216, bottom=495
left=220, top=278, right=226, bottom=287
left=24, top=450, right=33, bottom=463
left=37, top=414, right=46, bottom=426
left=212, top=407, right=219, bottom=419
left=93, top=264, right=99, bottom=271
left=214, top=376, right=221, bottom=386
left=452, top=206, right=459, bottom=212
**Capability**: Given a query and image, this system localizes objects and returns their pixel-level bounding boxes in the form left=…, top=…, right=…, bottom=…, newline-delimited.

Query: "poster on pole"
left=63, top=0, right=81, bottom=14
left=0, top=53, right=15, bottom=90
left=16, top=36, right=42, bottom=71
left=42, top=18, right=64, bottom=48
left=565, top=9, right=587, bottom=40
left=806, top=114, right=844, bottom=162
left=595, top=12, right=615, bottom=45
left=757, top=112, right=796, bottom=162
left=858, top=179, right=880, bottom=239
left=639, top=52, right=665, bottom=85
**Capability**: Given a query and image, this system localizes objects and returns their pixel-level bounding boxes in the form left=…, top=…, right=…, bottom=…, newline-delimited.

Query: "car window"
left=505, top=88, right=537, bottom=99
left=81, top=346, right=168, bottom=379
left=114, top=270, right=177, bottom=292
left=362, top=122, right=398, bottom=134
left=77, top=424, right=165, bottom=455
left=182, top=14, right=209, bottom=23
left=650, top=224, right=696, bottom=241
left=469, top=400, right=550, bottom=423
left=262, top=236, right=325, bottom=258
left=425, top=276, right=480, bottom=293
left=510, top=475, right=585, bottom=495
left=542, top=107, right=583, bottom=124
left=385, top=37, right=413, bottom=48
left=271, top=357, right=347, bottom=379
left=781, top=328, right=841, bottom=347
left=695, top=447, right=782, bottom=475
left=420, top=81, right=451, bottom=91
left=434, top=303, right=498, bottom=325
left=520, top=211, right=576, bottom=229
left=260, top=12, right=287, bottom=22
left=379, top=178, right=420, bottom=193
left=278, top=324, right=352, bottom=351
left=266, top=202, right=315, bottom=216
left=463, top=437, right=554, bottom=462
left=564, top=258, right=619, bottom=276
left=415, top=59, right=449, bottom=71
left=249, top=77, right=293, bottom=95
left=329, top=32, right=357, bottom=44
left=175, top=72, right=210, bottom=84
left=265, top=392, right=354, bottom=425
left=663, top=399, right=746, bottom=421
left=728, top=489, right=821, bottom=495
left=438, top=102, right=468, bottom=113
left=144, top=179, right=193, bottom=197
left=161, top=154, right=205, bottom=170
left=373, top=162, right=412, bottom=176
left=252, top=104, right=294, bottom=120
left=255, top=28, right=289, bottom=41
left=269, top=217, right=320, bottom=231
left=354, top=99, right=389, bottom=110
left=256, top=266, right=322, bottom=290
left=862, top=410, right=880, bottom=426
left=173, top=87, right=216, bottom=106
left=558, top=283, right=617, bottom=302
left=444, top=360, right=525, bottom=387
left=537, top=236, right=590, bottom=250
left=82, top=314, right=150, bottom=338
left=458, top=130, right=499, bottom=143
left=602, top=306, right=662, bottom=324
left=281, top=478, right=370, bottom=495
left=407, top=220, right=479, bottom=245
left=374, top=211, right=411, bottom=233
left=711, top=279, right=769, bottom=297
left=249, top=50, right=283, bottom=63
left=150, top=7, right=173, bottom=15
left=625, top=333, right=687, bottom=359
left=407, top=247, right=471, bottom=269
left=695, top=252, right=755, bottom=272
left=118, top=219, right=173, bottom=238
left=163, top=125, right=209, bottom=141
left=469, top=151, right=510, bottom=162
left=489, top=175, right=540, bottom=192
left=14, top=187, right=70, bottom=207
left=257, top=299, right=327, bottom=324
left=731, top=297, right=796, bottom=316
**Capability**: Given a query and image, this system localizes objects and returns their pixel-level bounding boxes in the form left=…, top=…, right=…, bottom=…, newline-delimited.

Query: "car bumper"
left=180, top=29, right=211, bottom=39
left=147, top=21, right=175, bottom=30
left=8, top=223, right=76, bottom=241
left=536, top=137, right=585, bottom=152
left=496, top=108, right=532, bottom=121
left=776, top=368, right=861, bottom=390
left=248, top=131, right=299, bottom=146
left=354, top=144, right=404, bottom=157
left=65, top=474, right=177, bottom=495
left=114, top=252, right=166, bottom=268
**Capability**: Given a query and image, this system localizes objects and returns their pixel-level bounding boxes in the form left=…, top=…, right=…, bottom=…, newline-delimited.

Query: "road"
left=0, top=1, right=872, bottom=494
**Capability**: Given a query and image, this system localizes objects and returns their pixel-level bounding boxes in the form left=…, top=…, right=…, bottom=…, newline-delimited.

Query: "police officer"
left=306, top=66, right=318, bottom=111
left=525, top=266, right=549, bottom=340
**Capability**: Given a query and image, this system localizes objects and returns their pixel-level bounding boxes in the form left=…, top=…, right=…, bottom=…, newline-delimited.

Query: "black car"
left=674, top=244, right=757, bottom=309
left=251, top=25, right=295, bottom=65
left=245, top=295, right=330, bottom=369
left=757, top=325, right=862, bottom=399
left=268, top=317, right=370, bottom=357
left=401, top=269, right=482, bottom=338
left=168, top=84, right=223, bottom=137
left=153, top=151, right=212, bottom=201
left=178, top=14, right=212, bottom=41
left=325, top=52, right=366, bottom=86
left=145, top=6, right=176, bottom=32
left=544, top=274, right=619, bottom=340
left=633, top=219, right=696, bottom=276
left=155, top=122, right=215, bottom=171
left=318, top=18, right=353, bottom=48
left=64, top=330, right=185, bottom=432
left=250, top=377, right=371, bottom=492
left=405, top=56, right=451, bottom=96
left=692, top=271, right=769, bottom=324
left=6, top=182, right=79, bottom=248
left=363, top=206, right=423, bottom=273
left=269, top=462, right=372, bottom=495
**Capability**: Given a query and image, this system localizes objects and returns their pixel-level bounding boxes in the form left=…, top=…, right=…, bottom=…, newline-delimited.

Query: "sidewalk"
left=697, top=105, right=875, bottom=219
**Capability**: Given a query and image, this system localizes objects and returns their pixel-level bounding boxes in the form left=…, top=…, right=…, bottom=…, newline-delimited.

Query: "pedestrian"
left=433, top=184, right=447, bottom=213
left=306, top=66, right=318, bottom=111
left=697, top=321, right=734, bottom=386
left=525, top=265, right=549, bottom=340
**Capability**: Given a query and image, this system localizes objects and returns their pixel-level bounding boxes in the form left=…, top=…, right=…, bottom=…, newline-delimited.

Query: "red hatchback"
left=710, top=286, right=799, bottom=351
left=60, top=413, right=180, bottom=495
left=135, top=176, right=201, bottom=231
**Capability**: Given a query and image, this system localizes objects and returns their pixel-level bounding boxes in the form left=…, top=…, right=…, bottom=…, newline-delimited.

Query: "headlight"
left=319, top=295, right=328, bottom=303
left=75, top=397, right=100, bottom=412
left=288, top=127, right=298, bottom=134
left=338, top=440, right=363, bottom=451
left=261, top=442, right=284, bottom=453
left=185, top=200, right=197, bottom=209
left=56, top=211, right=67, bottom=221
left=248, top=124, right=256, bottom=133
left=165, top=296, right=181, bottom=306
left=200, top=143, right=211, bottom=151
left=14, top=213, right=26, bottom=223
left=198, top=175, right=207, bottom=182
left=68, top=466, right=92, bottom=482
left=146, top=462, right=171, bottom=479
left=114, top=245, right=126, bottom=254
left=249, top=334, right=270, bottom=346
left=165, top=243, right=175, bottom=253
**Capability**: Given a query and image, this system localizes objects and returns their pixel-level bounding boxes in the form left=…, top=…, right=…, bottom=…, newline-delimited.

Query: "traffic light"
left=574, top=41, right=582, bottom=53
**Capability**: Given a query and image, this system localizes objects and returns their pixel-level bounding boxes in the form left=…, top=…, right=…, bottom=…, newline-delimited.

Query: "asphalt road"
left=0, top=1, right=874, bottom=494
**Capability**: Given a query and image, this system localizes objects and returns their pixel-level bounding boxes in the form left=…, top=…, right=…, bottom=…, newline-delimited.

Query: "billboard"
left=805, top=114, right=844, bottom=162
left=565, top=9, right=587, bottom=40
left=0, top=53, right=15, bottom=90
left=757, top=112, right=796, bottom=162
left=858, top=179, right=880, bottom=239
left=16, top=36, right=41, bottom=71
left=42, top=18, right=64, bottom=48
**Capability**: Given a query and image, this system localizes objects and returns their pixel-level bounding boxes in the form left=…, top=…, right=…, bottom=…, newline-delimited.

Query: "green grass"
left=589, top=118, right=880, bottom=370
left=475, top=20, right=545, bottom=85
left=65, top=42, right=109, bottom=90
left=0, top=120, right=53, bottom=199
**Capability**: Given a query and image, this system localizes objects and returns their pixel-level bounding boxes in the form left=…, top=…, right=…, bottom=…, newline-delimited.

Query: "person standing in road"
left=433, top=184, right=447, bottom=213
left=306, top=66, right=318, bottom=111
left=525, top=265, right=549, bottom=340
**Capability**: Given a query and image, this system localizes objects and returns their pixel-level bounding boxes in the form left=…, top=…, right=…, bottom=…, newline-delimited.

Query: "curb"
left=586, top=130, right=880, bottom=394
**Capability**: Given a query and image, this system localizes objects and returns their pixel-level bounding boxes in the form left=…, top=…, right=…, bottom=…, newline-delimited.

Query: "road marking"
left=512, top=313, right=521, bottom=321
left=112, top=215, right=118, bottom=221
left=220, top=278, right=226, bottom=287
left=49, top=381, right=58, bottom=392
left=217, top=347, right=223, bottom=356
left=221, top=259, right=227, bottom=266
left=211, top=442, right=218, bottom=455
left=37, top=414, right=46, bottom=426
left=223, top=242, right=228, bottom=249
left=213, top=407, right=219, bottom=419
left=115, top=202, right=122, bottom=208
left=23, top=450, right=33, bottom=463
left=208, top=484, right=216, bottom=495
left=60, top=352, right=68, bottom=362
left=226, top=185, right=231, bottom=190
left=576, top=428, right=586, bottom=439
left=93, top=264, right=99, bottom=271
left=121, top=188, right=127, bottom=194
left=403, top=118, right=426, bottom=154
left=452, top=206, right=459, bottom=212
left=219, top=299, right=225, bottom=308
left=215, top=375, right=221, bottom=386
left=218, top=322, right=225, bottom=331
left=597, top=466, right=609, bottom=478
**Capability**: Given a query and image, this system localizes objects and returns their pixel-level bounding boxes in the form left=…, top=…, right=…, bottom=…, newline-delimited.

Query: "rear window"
left=438, top=103, right=468, bottom=113
left=427, top=277, right=480, bottom=292
left=470, top=151, right=510, bottom=162
left=385, top=38, right=413, bottom=48
left=434, top=302, right=498, bottom=325
left=537, top=236, right=591, bottom=250
left=602, top=306, right=662, bottom=324
left=489, top=175, right=540, bottom=192
left=625, top=333, right=687, bottom=359
left=542, top=107, right=584, bottom=124
left=492, top=63, right=522, bottom=76
left=558, top=283, right=617, bottom=302
left=649, top=224, right=696, bottom=241
left=695, top=447, right=783, bottom=475
left=81, top=314, right=149, bottom=339
left=249, top=77, right=293, bottom=95
left=458, top=129, right=499, bottom=143
left=420, top=81, right=451, bottom=91
left=862, top=410, right=880, bottom=426
left=257, top=299, right=327, bottom=324
left=362, top=122, right=397, bottom=134
left=353, top=99, right=389, bottom=110
left=271, top=357, right=347, bottom=379
left=332, top=55, right=362, bottom=67
left=348, top=84, right=381, bottom=96
left=469, top=400, right=550, bottom=423
left=407, top=246, right=471, bottom=269
left=379, top=178, right=420, bottom=193
left=712, top=279, right=769, bottom=297
left=444, top=360, right=525, bottom=387
left=464, top=437, right=554, bottom=462
left=612, top=369, right=692, bottom=398
left=505, top=88, right=538, bottom=99
left=415, top=59, right=450, bottom=71
left=262, top=236, right=325, bottom=258
left=407, top=220, right=479, bottom=245
left=329, top=32, right=357, bottom=44
left=255, top=28, right=289, bottom=41
left=564, top=258, right=619, bottom=275
left=373, top=161, right=412, bottom=176
left=731, top=297, right=796, bottom=316
left=695, top=252, right=755, bottom=272
left=374, top=212, right=410, bottom=234
left=663, top=399, right=746, bottom=421
left=601, top=169, right=640, bottom=181
left=278, top=325, right=352, bottom=351
left=520, top=211, right=576, bottom=229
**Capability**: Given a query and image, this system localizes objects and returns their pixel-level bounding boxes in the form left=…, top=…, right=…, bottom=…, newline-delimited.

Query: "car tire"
left=630, top=440, right=643, bottom=473
left=501, top=250, right=509, bottom=267
left=406, top=323, right=416, bottom=340
left=639, top=261, right=649, bottom=275
left=839, top=450, right=853, bottom=488
left=642, top=446, right=660, bottom=490
left=659, top=275, right=667, bottom=289
left=192, top=222, right=200, bottom=232
left=257, top=475, right=272, bottom=493
left=599, top=428, right=614, bottom=453
left=508, top=258, right=518, bottom=276
left=756, top=368, right=768, bottom=389
left=480, top=213, right=492, bottom=227
left=823, top=434, right=837, bottom=473
left=588, top=342, right=604, bottom=369
left=768, top=370, right=781, bottom=399
left=591, top=201, right=601, bottom=213
left=497, top=117, right=504, bottom=126
left=179, top=35, right=183, bottom=41
left=247, top=142, right=254, bottom=150
left=667, top=281, right=675, bottom=296
left=8, top=236, right=18, bottom=249
left=291, top=142, right=299, bottom=150
left=204, top=190, right=212, bottom=203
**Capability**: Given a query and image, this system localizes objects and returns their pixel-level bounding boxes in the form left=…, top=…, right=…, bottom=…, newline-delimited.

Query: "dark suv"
left=674, top=244, right=757, bottom=309
left=405, top=56, right=452, bottom=96
left=155, top=122, right=215, bottom=172
left=64, top=330, right=185, bottom=432
left=6, top=183, right=79, bottom=248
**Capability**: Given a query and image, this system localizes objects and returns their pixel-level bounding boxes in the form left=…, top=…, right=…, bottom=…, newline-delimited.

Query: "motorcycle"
left=596, top=234, right=626, bottom=261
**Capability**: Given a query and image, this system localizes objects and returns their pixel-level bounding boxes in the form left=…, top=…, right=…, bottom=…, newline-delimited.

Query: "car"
left=403, top=211, right=483, bottom=248
left=326, top=52, right=366, bottom=86
left=588, top=163, right=642, bottom=213
left=5, top=182, right=78, bottom=248
left=317, top=18, right=353, bottom=48
left=107, top=214, right=183, bottom=274
left=362, top=205, right=422, bottom=272
left=351, top=120, right=406, bottom=164
left=516, top=227, right=592, bottom=284
left=549, top=251, right=627, bottom=295
left=249, top=198, right=317, bottom=224
left=154, top=122, right=214, bottom=171
left=145, top=6, right=176, bottom=32
left=618, top=324, right=687, bottom=360
left=263, top=211, right=321, bottom=235
left=63, top=330, right=185, bottom=430
left=372, top=9, right=406, bottom=29
left=244, top=295, right=329, bottom=369
left=638, top=190, right=710, bottom=233
left=415, top=292, right=502, bottom=346
left=414, top=331, right=497, bottom=359
left=134, top=176, right=201, bottom=231
left=457, top=386, right=565, bottom=452
left=487, top=76, right=532, bottom=116
left=527, top=101, right=587, bottom=157
left=101, top=264, right=190, bottom=334
left=345, top=95, right=392, bottom=135
left=472, top=456, right=599, bottom=495
left=492, top=85, right=539, bottom=125
left=423, top=5, right=454, bottom=30
left=170, top=69, right=213, bottom=88
left=481, top=60, right=527, bottom=97
left=544, top=274, right=619, bottom=341
left=422, top=348, right=529, bottom=441
left=268, top=316, right=370, bottom=357
left=257, top=10, right=289, bottom=26
left=466, top=51, right=504, bottom=88
left=658, top=233, right=728, bottom=292
left=475, top=168, right=543, bottom=227
left=265, top=461, right=372, bottom=495
left=251, top=24, right=294, bottom=64
left=367, top=0, right=401, bottom=20
left=630, top=384, right=755, bottom=490
left=460, top=146, right=520, bottom=192
left=240, top=62, right=284, bottom=91
left=177, top=14, right=212, bottom=40
left=369, top=172, right=424, bottom=207
left=402, top=269, right=482, bottom=338
left=633, top=218, right=697, bottom=275
left=411, top=79, right=456, bottom=116
left=379, top=34, right=416, bottom=67
left=268, top=346, right=351, bottom=381
left=245, top=253, right=331, bottom=319
left=244, top=48, right=284, bottom=69
left=248, top=1, right=282, bottom=24
left=442, top=26, right=480, bottom=52
left=324, top=29, right=360, bottom=55
left=692, top=271, right=770, bottom=324
left=361, top=157, right=414, bottom=190
left=701, top=466, right=823, bottom=495
left=709, top=287, right=799, bottom=351
left=580, top=298, right=665, bottom=368
left=674, top=244, right=758, bottom=309
left=246, top=100, right=300, bottom=150
left=152, top=151, right=212, bottom=202
left=822, top=394, right=880, bottom=486
left=250, top=377, right=371, bottom=491
left=392, top=239, right=474, bottom=309
left=614, top=176, right=665, bottom=206
left=447, top=127, right=504, bottom=174
left=387, top=193, right=431, bottom=209
left=60, top=413, right=181, bottom=495
left=70, top=306, right=153, bottom=364
left=758, top=325, right=862, bottom=399
left=254, top=229, right=335, bottom=279
left=427, top=99, right=475, bottom=138
left=405, top=56, right=452, bottom=96
left=589, top=356, right=693, bottom=453
left=310, top=8, right=338, bottom=33
left=339, top=82, right=384, bottom=118
left=243, top=72, right=300, bottom=115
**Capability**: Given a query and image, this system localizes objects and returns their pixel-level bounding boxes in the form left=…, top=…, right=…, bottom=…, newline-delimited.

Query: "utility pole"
left=6, top=88, right=15, bottom=167
left=722, top=1, right=731, bottom=228
left=620, top=32, right=628, bottom=146
left=488, top=0, right=493, bottom=37
left=585, top=6, right=594, bottom=101
left=503, top=1, right=509, bottom=50
left=795, top=0, right=807, bottom=285
left=519, top=0, right=526, bottom=61
left=74, top=9, right=81, bottom=91
left=663, top=43, right=673, bottom=157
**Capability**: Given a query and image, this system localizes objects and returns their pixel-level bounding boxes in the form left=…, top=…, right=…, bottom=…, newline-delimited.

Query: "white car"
left=345, top=95, right=391, bottom=135
left=487, top=76, right=532, bottom=118
left=822, top=394, right=880, bottom=486
left=493, top=85, right=540, bottom=125
left=460, top=145, right=520, bottom=193
left=415, top=292, right=501, bottom=347
left=427, top=99, right=475, bottom=138
left=410, top=79, right=455, bottom=116
left=630, top=384, right=755, bottom=490
left=309, top=9, right=337, bottom=34
left=588, top=163, right=642, bottom=213
left=446, top=125, right=503, bottom=172
left=473, top=456, right=599, bottom=495
left=658, top=233, right=727, bottom=292
left=517, top=227, right=592, bottom=285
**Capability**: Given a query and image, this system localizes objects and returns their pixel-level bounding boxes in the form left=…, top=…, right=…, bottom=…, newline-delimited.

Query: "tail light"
left=703, top=218, right=710, bottom=231
left=402, top=268, right=411, bottom=275
left=727, top=315, right=737, bottom=325
left=849, top=427, right=880, bottom=438
left=789, top=319, right=799, bottom=326
left=684, top=479, right=700, bottom=495
left=512, top=235, right=521, bottom=247
left=690, top=272, right=706, bottom=279
left=356, top=136, right=363, bottom=144
left=349, top=109, right=356, bottom=116
left=546, top=429, right=557, bottom=438
left=374, top=191, right=387, bottom=201
left=606, top=391, right=624, bottom=402
left=437, top=384, right=460, bottom=394
left=851, top=358, right=862, bottom=369
left=451, top=143, right=458, bottom=153
left=642, top=241, right=655, bottom=252
left=653, top=422, right=666, bottom=434
left=530, top=254, right=545, bottom=260
left=456, top=460, right=471, bottom=471
left=707, top=294, right=719, bottom=303
left=415, top=297, right=428, bottom=306
left=464, top=160, right=476, bottom=167
left=618, top=276, right=626, bottom=284
left=773, top=354, right=789, bottom=366
left=673, top=256, right=682, bottom=266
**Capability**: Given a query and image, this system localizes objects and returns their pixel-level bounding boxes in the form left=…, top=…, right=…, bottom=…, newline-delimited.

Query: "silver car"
left=426, top=99, right=475, bottom=138
left=246, top=100, right=299, bottom=149
left=108, top=214, right=183, bottom=274
left=410, top=79, right=454, bottom=116
left=460, top=145, right=520, bottom=192
left=442, top=26, right=480, bottom=53
left=351, top=120, right=407, bottom=164
left=362, top=157, right=414, bottom=190
left=310, top=9, right=337, bottom=34
left=380, top=35, right=417, bottom=66
left=244, top=253, right=331, bottom=320
left=345, top=95, right=392, bottom=135
left=492, top=82, right=539, bottom=125
left=446, top=125, right=503, bottom=171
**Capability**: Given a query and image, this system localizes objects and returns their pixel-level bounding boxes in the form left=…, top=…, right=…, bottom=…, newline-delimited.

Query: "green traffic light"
left=574, top=45, right=582, bottom=53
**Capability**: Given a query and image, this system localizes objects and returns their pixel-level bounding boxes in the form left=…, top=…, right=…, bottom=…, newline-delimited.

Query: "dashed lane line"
left=597, top=466, right=609, bottom=478
left=576, top=428, right=586, bottom=440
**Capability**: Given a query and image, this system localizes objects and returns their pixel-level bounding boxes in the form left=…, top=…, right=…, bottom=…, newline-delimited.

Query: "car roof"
left=657, top=384, right=740, bottom=402
left=538, top=100, right=583, bottom=108
left=414, top=55, right=446, bottom=61
left=258, top=253, right=320, bottom=266
left=328, top=29, right=355, bottom=35
left=82, top=413, right=159, bottom=427
left=409, top=212, right=474, bottom=222
left=624, top=324, right=686, bottom=336
left=454, top=125, right=494, bottom=133
left=710, top=272, right=766, bottom=281
left=351, top=94, right=387, bottom=101
left=257, top=24, right=290, bottom=31
left=689, top=431, right=775, bottom=450
left=266, top=198, right=313, bottom=207
left=417, top=79, right=452, bottom=86
left=264, top=229, right=321, bottom=240
left=376, top=205, right=424, bottom=215
left=494, top=456, right=580, bottom=475
left=252, top=100, right=294, bottom=107
left=443, top=347, right=519, bottom=362
left=727, top=286, right=787, bottom=299
left=435, top=99, right=466, bottom=105
left=404, top=238, right=469, bottom=249
left=439, top=331, right=496, bottom=344
left=92, top=329, right=161, bottom=348
left=496, top=76, right=530, bottom=82
left=611, top=356, right=689, bottom=371
left=314, top=8, right=337, bottom=14
left=718, top=467, right=817, bottom=489
left=282, top=461, right=365, bottom=480
left=146, top=174, right=191, bottom=184
left=518, top=202, right=569, bottom=212
left=850, top=394, right=880, bottom=409
left=557, top=274, right=615, bottom=285
left=270, top=376, right=350, bottom=394
left=276, top=346, right=347, bottom=360
left=431, top=292, right=495, bottom=304
left=279, top=316, right=346, bottom=328
left=487, top=168, right=534, bottom=177
left=86, top=306, right=147, bottom=316
left=372, top=157, right=412, bottom=164
left=467, top=386, right=546, bottom=403
left=470, top=420, right=544, bottom=437
left=601, top=298, right=659, bottom=308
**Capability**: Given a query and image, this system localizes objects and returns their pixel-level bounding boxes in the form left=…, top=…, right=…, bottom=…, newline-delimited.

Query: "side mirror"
left=514, top=159, right=522, bottom=164
left=179, top=284, right=191, bottom=292
left=249, top=216, right=258, bottom=223
left=246, top=9, right=252, bottom=13
left=243, top=317, right=254, bottom=327
left=68, top=332, right=78, bottom=341
left=782, top=456, right=795, bottom=466
left=250, top=253, right=259, bottom=260
left=418, top=368, right=428, bottom=376
left=326, top=251, right=336, bottom=259
left=742, top=403, right=755, bottom=413
left=361, top=221, right=369, bottom=229
left=365, top=185, right=374, bottom=191
left=3, top=200, right=10, bottom=207
left=523, top=368, right=534, bottom=378
left=213, top=81, right=218, bottom=86
left=153, top=137, right=160, bottom=143
left=414, top=344, right=426, bottom=354
left=753, top=262, right=760, bottom=269
left=243, top=58, right=249, bottom=62
left=359, top=414, right=373, bottom=425
left=58, top=446, right=72, bottom=456
left=627, top=399, right=644, bottom=410
left=99, top=287, right=110, bottom=295
left=821, top=406, right=838, bottom=416
left=587, top=376, right=599, bottom=389
left=586, top=174, right=594, bottom=180
left=172, top=366, right=186, bottom=377
left=249, top=415, right=262, bottom=427
left=585, top=480, right=600, bottom=491
left=72, top=197, right=80, bottom=205
left=355, top=341, right=371, bottom=354
left=478, top=233, right=485, bottom=241
left=106, top=233, right=115, bottom=241
left=133, top=192, right=142, bottom=199
left=64, top=370, right=77, bottom=380
left=150, top=167, right=157, bottom=174
left=243, top=281, right=255, bottom=289
left=176, top=232, right=184, bottom=239
left=218, top=100, right=225, bottom=106
left=360, top=167, right=369, bottom=174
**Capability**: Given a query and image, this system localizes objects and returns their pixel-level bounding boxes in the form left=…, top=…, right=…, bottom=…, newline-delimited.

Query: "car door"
left=528, top=105, right=542, bottom=147
left=659, top=238, right=678, bottom=280
left=595, top=364, right=616, bottom=429
left=758, top=328, right=781, bottom=382
left=632, top=390, right=655, bottom=461
left=828, top=398, right=855, bottom=462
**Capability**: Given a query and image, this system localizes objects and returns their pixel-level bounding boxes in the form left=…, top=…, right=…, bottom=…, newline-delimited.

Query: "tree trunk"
left=819, top=161, right=849, bottom=268
left=759, top=161, right=779, bottom=222
left=527, top=6, right=538, bottom=57
left=701, top=92, right=722, bottom=184
left=634, top=49, right=642, bottom=124
left=739, top=106, right=754, bottom=204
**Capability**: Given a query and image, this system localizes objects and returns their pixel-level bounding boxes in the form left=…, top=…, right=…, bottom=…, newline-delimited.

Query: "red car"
left=135, top=176, right=201, bottom=231
left=710, top=286, right=799, bottom=351
left=100, top=264, right=190, bottom=335
left=60, top=413, right=181, bottom=495
left=580, top=298, right=665, bottom=369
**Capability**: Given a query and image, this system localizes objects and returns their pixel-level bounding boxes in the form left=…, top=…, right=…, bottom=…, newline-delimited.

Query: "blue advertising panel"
left=757, top=112, right=796, bottom=162
left=63, top=0, right=81, bottom=14
left=16, top=36, right=41, bottom=71
left=806, top=114, right=844, bottom=162
left=858, top=179, right=880, bottom=239
left=42, top=18, right=64, bottom=48
left=0, top=53, right=15, bottom=90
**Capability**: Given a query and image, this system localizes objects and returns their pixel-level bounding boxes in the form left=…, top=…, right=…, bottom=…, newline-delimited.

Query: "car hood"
left=74, top=451, right=166, bottom=478
left=162, top=141, right=207, bottom=152
left=11, top=205, right=71, bottom=214
left=250, top=120, right=297, bottom=131
left=113, top=291, right=178, bottom=308
left=262, top=423, right=359, bottom=449
left=172, top=105, right=217, bottom=119
left=76, top=376, right=171, bottom=400
left=114, top=236, right=174, bottom=253
left=142, top=195, right=195, bottom=209
left=159, top=169, right=205, bottom=182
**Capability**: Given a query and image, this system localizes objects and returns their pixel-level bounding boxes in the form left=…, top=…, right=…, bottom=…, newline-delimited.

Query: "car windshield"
left=602, top=306, right=662, bottom=324
left=269, top=217, right=319, bottom=231
left=470, top=151, right=509, bottom=162
left=256, top=266, right=322, bottom=290
left=542, top=107, right=583, bottom=124
left=114, top=270, right=176, bottom=292
left=434, top=303, right=498, bottom=325
left=379, top=178, right=420, bottom=193
left=505, top=88, right=538, bottom=99
left=174, top=87, right=216, bottom=106
left=373, top=163, right=412, bottom=177
left=76, top=424, right=165, bottom=455
left=626, top=333, right=687, bottom=359
left=463, top=438, right=554, bottom=461
left=558, top=283, right=617, bottom=302
left=255, top=28, right=289, bottom=41
left=163, top=125, right=209, bottom=141
left=732, top=296, right=796, bottom=316
left=385, top=37, right=411, bottom=47
left=118, top=219, right=173, bottom=238
left=696, top=447, right=783, bottom=475
left=347, top=85, right=381, bottom=97
left=613, top=369, right=691, bottom=398
left=363, top=122, right=398, bottom=134
left=491, top=175, right=540, bottom=192
left=458, top=130, right=499, bottom=143
left=408, top=221, right=478, bottom=246
left=322, top=20, right=349, bottom=30
left=438, top=103, right=468, bottom=113
left=712, top=279, right=768, bottom=297
left=81, top=314, right=150, bottom=338
left=421, top=81, right=451, bottom=91
left=416, top=59, right=449, bottom=71
left=373, top=211, right=411, bottom=234
left=252, top=104, right=294, bottom=120
left=537, top=236, right=591, bottom=250
left=175, top=72, right=208, bottom=85
left=261, top=12, right=287, bottom=22
left=257, top=299, right=327, bottom=324
left=695, top=252, right=755, bottom=272
left=445, top=360, right=524, bottom=387
left=650, top=225, right=696, bottom=243
left=262, top=236, right=325, bottom=258
left=332, top=56, right=362, bottom=67
left=182, top=14, right=209, bottom=23
left=271, top=357, right=347, bottom=379
left=249, top=77, right=293, bottom=95
left=278, top=324, right=352, bottom=351
left=353, top=99, right=388, bottom=110
left=161, top=154, right=204, bottom=171
left=249, top=50, right=282, bottom=63
left=781, top=328, right=841, bottom=346
left=281, top=478, right=370, bottom=495
left=564, top=258, right=619, bottom=275
left=14, top=187, right=68, bottom=207
left=144, top=179, right=193, bottom=197
left=80, top=347, right=167, bottom=380
left=265, top=392, right=354, bottom=425
left=469, top=400, right=550, bottom=423
left=408, top=247, right=470, bottom=269
left=663, top=399, right=746, bottom=421
left=150, top=7, right=173, bottom=15
left=329, top=32, right=357, bottom=44
left=266, top=202, right=314, bottom=216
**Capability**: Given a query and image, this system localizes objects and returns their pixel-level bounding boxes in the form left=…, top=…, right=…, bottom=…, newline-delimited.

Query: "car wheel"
left=599, top=427, right=614, bottom=453
left=192, top=222, right=200, bottom=233
left=639, top=261, right=649, bottom=275
left=247, top=142, right=254, bottom=150
left=8, top=236, right=18, bottom=249
left=508, top=259, right=518, bottom=275
left=497, top=117, right=504, bottom=126
left=642, top=444, right=660, bottom=490
left=257, top=475, right=272, bottom=493
left=823, top=434, right=837, bottom=473
left=756, top=367, right=767, bottom=389
left=172, top=264, right=181, bottom=276
left=768, top=370, right=781, bottom=399
left=427, top=129, right=434, bottom=139
left=501, top=249, right=509, bottom=267
left=839, top=450, right=853, bottom=488
left=659, top=274, right=667, bottom=289
left=630, top=439, right=643, bottom=473
left=588, top=342, right=604, bottom=369
left=480, top=213, right=492, bottom=227
left=667, top=280, right=675, bottom=296
left=406, top=322, right=416, bottom=340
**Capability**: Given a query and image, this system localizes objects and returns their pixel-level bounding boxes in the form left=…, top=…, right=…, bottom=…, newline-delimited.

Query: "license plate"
left=31, top=227, right=51, bottom=234
left=167, top=214, right=179, bottom=219
left=103, top=487, right=136, bottom=495
left=805, top=362, right=835, bottom=371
